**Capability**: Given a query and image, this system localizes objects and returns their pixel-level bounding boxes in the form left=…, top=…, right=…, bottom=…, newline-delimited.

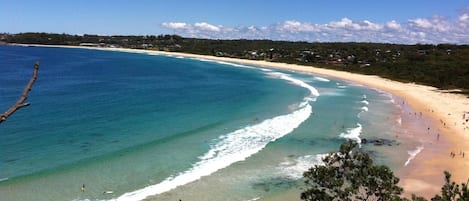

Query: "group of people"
left=450, top=151, right=465, bottom=158
left=463, top=112, right=469, bottom=131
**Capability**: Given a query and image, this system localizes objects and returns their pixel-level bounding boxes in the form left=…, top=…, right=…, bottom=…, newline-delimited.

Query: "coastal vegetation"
left=1, top=32, right=468, bottom=93
left=301, top=141, right=469, bottom=201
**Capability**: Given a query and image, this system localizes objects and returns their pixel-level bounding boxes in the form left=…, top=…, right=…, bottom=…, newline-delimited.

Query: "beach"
left=12, top=44, right=469, bottom=198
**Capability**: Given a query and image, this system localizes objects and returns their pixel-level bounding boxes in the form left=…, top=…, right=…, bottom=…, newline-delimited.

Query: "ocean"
left=0, top=46, right=425, bottom=201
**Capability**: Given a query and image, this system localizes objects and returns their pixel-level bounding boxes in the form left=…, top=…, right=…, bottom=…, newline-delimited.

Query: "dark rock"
left=361, top=138, right=397, bottom=146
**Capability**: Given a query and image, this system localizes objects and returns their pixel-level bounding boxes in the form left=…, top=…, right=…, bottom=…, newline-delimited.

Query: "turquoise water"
left=0, top=46, right=417, bottom=201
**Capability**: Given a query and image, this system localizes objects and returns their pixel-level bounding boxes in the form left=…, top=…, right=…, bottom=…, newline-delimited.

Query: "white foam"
left=190, top=58, right=257, bottom=70
left=214, top=61, right=256, bottom=69
left=266, top=72, right=320, bottom=97
left=379, top=92, right=395, bottom=104
left=244, top=197, right=261, bottom=201
left=189, top=58, right=320, bottom=100
left=339, top=123, right=362, bottom=144
left=397, top=117, right=402, bottom=126
left=361, top=106, right=369, bottom=112
left=313, top=76, right=330, bottom=82
left=389, top=96, right=395, bottom=104
left=0, top=177, right=8, bottom=182
left=357, top=106, right=369, bottom=118
left=321, top=91, right=344, bottom=97
left=404, top=146, right=424, bottom=166
left=192, top=58, right=213, bottom=63
left=359, top=95, right=369, bottom=116
left=259, top=68, right=272, bottom=72
left=111, top=102, right=313, bottom=201
left=143, top=52, right=160, bottom=56
left=277, top=154, right=327, bottom=179
left=337, top=85, right=348, bottom=89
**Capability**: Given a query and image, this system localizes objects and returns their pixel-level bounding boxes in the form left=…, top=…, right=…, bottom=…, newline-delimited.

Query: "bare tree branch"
left=0, top=62, right=39, bottom=124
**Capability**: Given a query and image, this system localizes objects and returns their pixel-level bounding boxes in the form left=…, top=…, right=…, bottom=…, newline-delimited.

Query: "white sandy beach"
left=18, top=44, right=469, bottom=198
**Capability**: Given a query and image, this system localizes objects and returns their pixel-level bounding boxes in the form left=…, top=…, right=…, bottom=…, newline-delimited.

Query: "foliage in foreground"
left=301, top=141, right=469, bottom=201
left=301, top=141, right=404, bottom=201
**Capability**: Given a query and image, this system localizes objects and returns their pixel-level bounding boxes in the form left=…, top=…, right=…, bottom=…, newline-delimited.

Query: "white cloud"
left=277, top=20, right=317, bottom=32
left=460, top=13, right=469, bottom=22
left=194, top=22, right=220, bottom=32
left=161, top=7, right=469, bottom=44
left=458, top=8, right=469, bottom=27
left=328, top=18, right=361, bottom=30
left=326, top=18, right=383, bottom=31
left=409, top=18, right=432, bottom=29
left=161, top=22, right=187, bottom=29
left=360, top=20, right=383, bottom=31
left=385, top=20, right=401, bottom=30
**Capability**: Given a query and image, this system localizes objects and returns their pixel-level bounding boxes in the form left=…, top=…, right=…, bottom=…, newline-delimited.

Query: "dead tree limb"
left=0, top=62, right=39, bottom=124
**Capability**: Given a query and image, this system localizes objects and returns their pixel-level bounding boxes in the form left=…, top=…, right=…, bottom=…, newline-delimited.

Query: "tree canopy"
left=301, top=141, right=469, bottom=201
left=301, top=141, right=403, bottom=201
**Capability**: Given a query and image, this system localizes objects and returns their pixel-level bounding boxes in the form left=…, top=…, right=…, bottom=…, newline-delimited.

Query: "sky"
left=1, top=0, right=469, bottom=44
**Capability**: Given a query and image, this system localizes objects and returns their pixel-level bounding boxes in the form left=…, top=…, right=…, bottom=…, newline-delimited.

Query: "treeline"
left=2, top=32, right=468, bottom=91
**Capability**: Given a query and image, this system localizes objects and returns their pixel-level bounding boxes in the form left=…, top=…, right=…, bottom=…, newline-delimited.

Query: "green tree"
left=431, top=171, right=469, bottom=201
left=301, top=140, right=404, bottom=201
left=301, top=141, right=469, bottom=201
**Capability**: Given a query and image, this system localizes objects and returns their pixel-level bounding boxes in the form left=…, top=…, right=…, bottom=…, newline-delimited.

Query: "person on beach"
left=81, top=184, right=86, bottom=192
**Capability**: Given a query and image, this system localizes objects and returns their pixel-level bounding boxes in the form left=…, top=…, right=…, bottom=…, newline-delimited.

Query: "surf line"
left=110, top=72, right=319, bottom=201
left=112, top=102, right=312, bottom=201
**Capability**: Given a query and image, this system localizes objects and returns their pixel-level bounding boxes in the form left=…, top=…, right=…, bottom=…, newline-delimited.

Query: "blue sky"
left=1, top=0, right=469, bottom=44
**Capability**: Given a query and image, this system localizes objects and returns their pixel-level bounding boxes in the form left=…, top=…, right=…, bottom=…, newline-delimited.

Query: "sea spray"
left=339, top=123, right=363, bottom=144
left=277, top=154, right=327, bottom=179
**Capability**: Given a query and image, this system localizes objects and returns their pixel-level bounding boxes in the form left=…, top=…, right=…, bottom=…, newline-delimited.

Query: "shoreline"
left=12, top=44, right=469, bottom=198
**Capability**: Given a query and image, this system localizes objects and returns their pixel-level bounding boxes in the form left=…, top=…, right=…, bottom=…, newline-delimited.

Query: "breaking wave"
left=110, top=71, right=319, bottom=201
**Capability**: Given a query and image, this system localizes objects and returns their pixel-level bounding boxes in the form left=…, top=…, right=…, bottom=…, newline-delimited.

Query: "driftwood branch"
left=0, top=62, right=39, bottom=124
